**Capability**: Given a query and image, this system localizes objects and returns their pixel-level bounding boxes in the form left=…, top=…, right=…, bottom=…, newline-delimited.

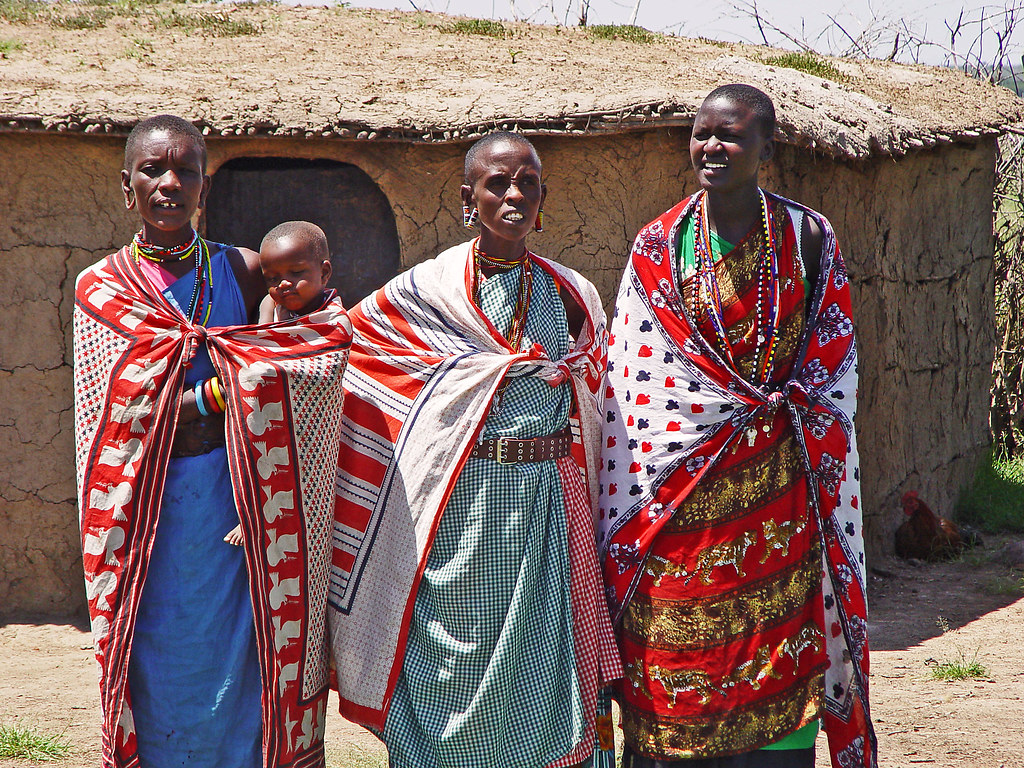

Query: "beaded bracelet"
left=194, top=380, right=210, bottom=417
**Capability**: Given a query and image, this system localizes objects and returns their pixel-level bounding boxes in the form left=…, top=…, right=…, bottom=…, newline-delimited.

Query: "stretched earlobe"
left=463, top=205, right=479, bottom=228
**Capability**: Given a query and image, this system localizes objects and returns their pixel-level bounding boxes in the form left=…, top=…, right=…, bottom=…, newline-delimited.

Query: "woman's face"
left=689, top=96, right=774, bottom=196
left=121, top=128, right=209, bottom=246
left=462, top=140, right=546, bottom=251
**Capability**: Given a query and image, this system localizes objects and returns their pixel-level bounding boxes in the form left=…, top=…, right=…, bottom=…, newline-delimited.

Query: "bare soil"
left=3, top=538, right=1024, bottom=768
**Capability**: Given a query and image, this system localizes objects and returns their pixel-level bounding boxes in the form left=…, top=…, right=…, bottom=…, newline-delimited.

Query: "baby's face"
left=260, top=237, right=330, bottom=314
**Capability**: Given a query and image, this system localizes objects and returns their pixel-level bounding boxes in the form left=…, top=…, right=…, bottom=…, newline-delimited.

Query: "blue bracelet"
left=194, top=379, right=210, bottom=417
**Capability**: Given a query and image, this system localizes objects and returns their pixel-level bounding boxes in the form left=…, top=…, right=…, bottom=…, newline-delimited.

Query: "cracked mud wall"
left=0, top=133, right=126, bottom=616
left=0, top=129, right=995, bottom=616
left=763, top=142, right=997, bottom=559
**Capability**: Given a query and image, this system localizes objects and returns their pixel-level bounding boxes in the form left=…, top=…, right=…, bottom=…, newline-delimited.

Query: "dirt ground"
left=3, top=538, right=1024, bottom=768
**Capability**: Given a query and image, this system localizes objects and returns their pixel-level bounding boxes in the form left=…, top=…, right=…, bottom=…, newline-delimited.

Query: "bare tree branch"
left=629, top=0, right=642, bottom=26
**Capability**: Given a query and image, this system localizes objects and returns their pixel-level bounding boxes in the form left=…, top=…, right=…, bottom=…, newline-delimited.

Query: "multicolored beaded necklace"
left=131, top=229, right=214, bottom=325
left=472, top=239, right=533, bottom=353
left=473, top=239, right=534, bottom=415
left=691, top=188, right=780, bottom=384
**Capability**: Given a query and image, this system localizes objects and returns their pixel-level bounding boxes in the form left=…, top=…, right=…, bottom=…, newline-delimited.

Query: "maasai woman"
left=74, top=115, right=351, bottom=768
left=326, top=132, right=622, bottom=768
left=599, top=85, right=877, bottom=768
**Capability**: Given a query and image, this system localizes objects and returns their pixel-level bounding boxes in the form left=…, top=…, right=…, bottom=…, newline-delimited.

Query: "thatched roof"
left=1, top=3, right=1021, bottom=159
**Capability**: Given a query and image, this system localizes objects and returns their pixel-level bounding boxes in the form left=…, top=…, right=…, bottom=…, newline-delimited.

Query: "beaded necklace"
left=131, top=229, right=199, bottom=264
left=472, top=239, right=533, bottom=353
left=692, top=189, right=780, bottom=384
left=473, top=239, right=534, bottom=415
left=131, top=229, right=213, bottom=325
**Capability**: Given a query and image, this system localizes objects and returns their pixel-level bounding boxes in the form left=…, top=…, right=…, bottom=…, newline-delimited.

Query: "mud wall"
left=0, top=128, right=994, bottom=616
left=765, top=143, right=997, bottom=560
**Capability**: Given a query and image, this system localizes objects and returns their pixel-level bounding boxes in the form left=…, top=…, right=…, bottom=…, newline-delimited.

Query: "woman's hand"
left=179, top=387, right=202, bottom=424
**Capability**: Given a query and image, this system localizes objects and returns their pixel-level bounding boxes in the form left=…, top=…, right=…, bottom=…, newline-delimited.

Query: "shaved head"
left=701, top=84, right=777, bottom=139
left=124, top=114, right=207, bottom=170
left=464, top=131, right=541, bottom=184
left=260, top=221, right=330, bottom=263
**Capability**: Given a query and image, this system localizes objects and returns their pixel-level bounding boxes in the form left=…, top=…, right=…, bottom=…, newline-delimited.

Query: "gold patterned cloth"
left=600, top=192, right=875, bottom=767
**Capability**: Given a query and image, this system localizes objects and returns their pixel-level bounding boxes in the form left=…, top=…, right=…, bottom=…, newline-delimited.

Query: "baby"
left=257, top=220, right=334, bottom=322
left=224, top=220, right=334, bottom=546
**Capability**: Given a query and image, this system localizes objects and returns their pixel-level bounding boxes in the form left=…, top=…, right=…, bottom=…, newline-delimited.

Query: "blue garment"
left=128, top=244, right=262, bottom=768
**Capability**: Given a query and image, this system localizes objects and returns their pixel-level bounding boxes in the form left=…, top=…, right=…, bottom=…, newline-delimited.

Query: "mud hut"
left=1, top=3, right=1020, bottom=615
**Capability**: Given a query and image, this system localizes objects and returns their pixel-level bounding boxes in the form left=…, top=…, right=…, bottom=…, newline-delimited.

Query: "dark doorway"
left=205, top=157, right=401, bottom=308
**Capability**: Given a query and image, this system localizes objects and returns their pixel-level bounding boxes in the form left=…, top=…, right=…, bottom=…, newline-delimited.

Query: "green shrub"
left=763, top=51, right=849, bottom=83
left=440, top=18, right=505, bottom=37
left=159, top=8, right=262, bottom=36
left=0, top=0, right=44, bottom=23
left=50, top=8, right=113, bottom=29
left=957, top=451, right=1024, bottom=533
left=587, top=24, right=657, bottom=44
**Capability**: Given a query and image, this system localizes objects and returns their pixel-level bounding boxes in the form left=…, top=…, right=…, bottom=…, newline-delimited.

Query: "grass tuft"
left=984, top=572, right=1024, bottom=596
left=926, top=616, right=989, bottom=681
left=587, top=23, right=657, bottom=44
left=123, top=35, right=154, bottom=59
left=439, top=17, right=506, bottom=37
left=957, top=452, right=1024, bottom=533
left=928, top=656, right=989, bottom=681
left=0, top=0, right=44, bottom=24
left=763, top=51, right=849, bottom=83
left=50, top=8, right=112, bottom=29
left=0, top=37, right=23, bottom=56
left=159, top=8, right=262, bottom=37
left=697, top=36, right=730, bottom=48
left=0, top=722, right=72, bottom=761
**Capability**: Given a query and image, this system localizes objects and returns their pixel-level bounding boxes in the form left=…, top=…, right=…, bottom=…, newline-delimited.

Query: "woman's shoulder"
left=208, top=240, right=264, bottom=317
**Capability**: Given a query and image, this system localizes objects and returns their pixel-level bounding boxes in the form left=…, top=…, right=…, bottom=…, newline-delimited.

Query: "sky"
left=335, top=0, right=1023, bottom=68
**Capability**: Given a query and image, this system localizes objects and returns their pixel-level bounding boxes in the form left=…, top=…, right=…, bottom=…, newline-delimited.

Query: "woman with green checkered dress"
left=327, top=132, right=621, bottom=768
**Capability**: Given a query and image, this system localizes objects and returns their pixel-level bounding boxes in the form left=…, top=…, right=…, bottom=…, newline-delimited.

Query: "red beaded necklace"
left=472, top=239, right=533, bottom=353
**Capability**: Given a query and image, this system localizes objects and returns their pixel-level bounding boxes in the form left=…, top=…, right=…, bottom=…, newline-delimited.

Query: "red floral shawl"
left=599, top=193, right=876, bottom=768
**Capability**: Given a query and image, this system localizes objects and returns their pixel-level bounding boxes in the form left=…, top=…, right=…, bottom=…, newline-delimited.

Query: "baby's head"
left=259, top=221, right=333, bottom=315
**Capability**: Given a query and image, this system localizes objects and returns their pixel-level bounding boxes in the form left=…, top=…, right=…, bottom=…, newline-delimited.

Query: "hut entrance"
left=206, top=157, right=401, bottom=308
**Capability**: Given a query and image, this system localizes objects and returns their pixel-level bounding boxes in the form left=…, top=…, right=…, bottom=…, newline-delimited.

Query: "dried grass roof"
left=1, top=3, right=1021, bottom=159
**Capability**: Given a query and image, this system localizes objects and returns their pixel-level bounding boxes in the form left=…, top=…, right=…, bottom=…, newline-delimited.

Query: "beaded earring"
left=463, top=205, right=479, bottom=228
left=534, top=210, right=544, bottom=232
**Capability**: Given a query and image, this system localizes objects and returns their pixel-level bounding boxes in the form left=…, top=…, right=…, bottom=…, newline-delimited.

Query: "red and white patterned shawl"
left=326, top=241, right=622, bottom=735
left=599, top=194, right=877, bottom=768
left=74, top=246, right=352, bottom=768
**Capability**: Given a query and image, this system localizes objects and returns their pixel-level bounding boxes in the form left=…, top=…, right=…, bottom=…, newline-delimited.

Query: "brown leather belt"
left=171, top=415, right=226, bottom=458
left=470, top=426, right=572, bottom=464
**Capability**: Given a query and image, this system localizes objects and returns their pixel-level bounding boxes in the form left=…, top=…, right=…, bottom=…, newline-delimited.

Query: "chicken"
left=895, top=491, right=964, bottom=561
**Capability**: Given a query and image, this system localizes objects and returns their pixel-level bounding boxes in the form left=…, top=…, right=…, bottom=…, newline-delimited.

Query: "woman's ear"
left=460, top=183, right=474, bottom=208
left=121, top=170, right=135, bottom=210
left=198, top=174, right=212, bottom=212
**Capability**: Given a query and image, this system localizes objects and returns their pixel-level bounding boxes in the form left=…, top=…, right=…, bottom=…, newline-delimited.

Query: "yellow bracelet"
left=210, top=376, right=227, bottom=411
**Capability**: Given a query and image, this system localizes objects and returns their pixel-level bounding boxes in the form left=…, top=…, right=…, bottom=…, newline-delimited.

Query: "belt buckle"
left=495, top=436, right=516, bottom=465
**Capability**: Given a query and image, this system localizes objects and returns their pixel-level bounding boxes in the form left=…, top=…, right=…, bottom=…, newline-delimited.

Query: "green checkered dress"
left=382, top=264, right=589, bottom=768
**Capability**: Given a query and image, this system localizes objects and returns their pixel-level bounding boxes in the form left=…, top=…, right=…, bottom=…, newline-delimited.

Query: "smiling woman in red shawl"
left=599, top=85, right=877, bottom=768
